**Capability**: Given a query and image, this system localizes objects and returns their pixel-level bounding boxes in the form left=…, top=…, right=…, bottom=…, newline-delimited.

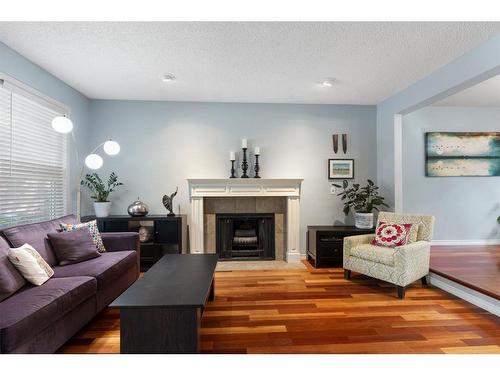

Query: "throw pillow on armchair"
left=371, top=222, right=418, bottom=248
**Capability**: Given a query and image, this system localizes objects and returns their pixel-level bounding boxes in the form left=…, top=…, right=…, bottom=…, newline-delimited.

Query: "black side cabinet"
left=82, top=215, right=187, bottom=271
left=306, top=225, right=373, bottom=268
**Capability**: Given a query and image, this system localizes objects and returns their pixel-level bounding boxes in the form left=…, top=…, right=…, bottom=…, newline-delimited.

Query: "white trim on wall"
left=432, top=239, right=500, bottom=246
left=393, top=114, right=403, bottom=213
left=429, top=273, right=499, bottom=316
left=0, top=72, right=70, bottom=115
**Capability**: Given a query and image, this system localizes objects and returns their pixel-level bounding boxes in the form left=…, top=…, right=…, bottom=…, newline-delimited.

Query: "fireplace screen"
left=216, top=213, right=275, bottom=260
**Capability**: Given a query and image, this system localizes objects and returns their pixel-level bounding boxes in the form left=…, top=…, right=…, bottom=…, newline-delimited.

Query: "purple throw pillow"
left=0, top=254, right=26, bottom=302
left=0, top=237, right=26, bottom=302
left=47, top=227, right=101, bottom=266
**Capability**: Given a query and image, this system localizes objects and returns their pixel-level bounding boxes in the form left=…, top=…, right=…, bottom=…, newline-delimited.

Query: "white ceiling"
left=0, top=22, right=499, bottom=104
left=433, top=74, right=500, bottom=107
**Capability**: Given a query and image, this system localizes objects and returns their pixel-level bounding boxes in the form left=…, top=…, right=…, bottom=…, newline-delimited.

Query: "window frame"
left=0, top=72, right=71, bottom=226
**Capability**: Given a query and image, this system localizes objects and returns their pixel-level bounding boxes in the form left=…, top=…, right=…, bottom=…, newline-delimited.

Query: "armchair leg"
left=421, top=276, right=428, bottom=286
left=397, top=286, right=405, bottom=299
left=344, top=269, right=351, bottom=280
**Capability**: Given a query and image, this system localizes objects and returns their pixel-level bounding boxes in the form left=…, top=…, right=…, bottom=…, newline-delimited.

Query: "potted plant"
left=332, top=179, right=388, bottom=229
left=81, top=172, right=123, bottom=217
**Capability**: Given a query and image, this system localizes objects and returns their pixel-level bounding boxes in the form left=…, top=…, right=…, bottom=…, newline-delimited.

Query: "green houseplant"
left=332, top=179, right=388, bottom=229
left=81, top=172, right=123, bottom=217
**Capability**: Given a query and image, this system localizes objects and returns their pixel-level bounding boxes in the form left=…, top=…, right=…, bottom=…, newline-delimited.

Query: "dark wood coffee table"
left=110, top=254, right=218, bottom=353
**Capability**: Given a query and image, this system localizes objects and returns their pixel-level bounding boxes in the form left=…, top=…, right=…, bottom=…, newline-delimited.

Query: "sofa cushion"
left=0, top=276, right=96, bottom=352
left=0, top=237, right=26, bottom=302
left=52, top=251, right=137, bottom=290
left=48, top=228, right=101, bottom=266
left=350, top=244, right=395, bottom=266
left=1, top=215, right=78, bottom=266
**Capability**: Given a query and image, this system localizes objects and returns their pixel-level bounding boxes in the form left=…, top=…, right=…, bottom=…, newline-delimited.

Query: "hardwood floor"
left=59, top=261, right=500, bottom=354
left=430, top=245, right=500, bottom=299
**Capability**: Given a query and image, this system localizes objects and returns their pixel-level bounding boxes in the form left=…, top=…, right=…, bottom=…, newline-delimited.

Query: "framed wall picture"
left=425, top=132, right=500, bottom=177
left=328, top=159, right=354, bottom=179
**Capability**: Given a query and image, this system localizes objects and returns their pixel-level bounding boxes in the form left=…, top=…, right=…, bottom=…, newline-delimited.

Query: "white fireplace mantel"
left=188, top=178, right=303, bottom=263
left=188, top=178, right=302, bottom=198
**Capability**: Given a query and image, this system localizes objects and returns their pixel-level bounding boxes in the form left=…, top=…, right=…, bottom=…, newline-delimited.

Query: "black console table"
left=82, top=215, right=187, bottom=271
left=306, top=225, right=373, bottom=268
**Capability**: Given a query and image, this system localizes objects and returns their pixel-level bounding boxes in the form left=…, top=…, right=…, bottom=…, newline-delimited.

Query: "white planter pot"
left=94, top=202, right=111, bottom=218
left=354, top=212, right=374, bottom=229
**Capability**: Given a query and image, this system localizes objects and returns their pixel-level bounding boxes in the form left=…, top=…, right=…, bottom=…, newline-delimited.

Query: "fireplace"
left=216, top=213, right=275, bottom=260
left=188, top=179, right=303, bottom=263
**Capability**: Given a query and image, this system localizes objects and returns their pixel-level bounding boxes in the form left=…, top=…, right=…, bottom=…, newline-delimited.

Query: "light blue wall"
left=0, top=41, right=378, bottom=253
left=5, top=30, right=500, bottom=245
left=87, top=100, right=377, bottom=252
left=0, top=42, right=90, bottom=214
left=377, top=34, right=500, bottom=208
left=403, top=106, right=500, bottom=241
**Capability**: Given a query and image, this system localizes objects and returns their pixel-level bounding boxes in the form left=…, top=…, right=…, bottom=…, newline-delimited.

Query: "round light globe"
left=85, top=154, right=103, bottom=170
left=103, top=140, right=120, bottom=155
left=51, top=116, right=73, bottom=134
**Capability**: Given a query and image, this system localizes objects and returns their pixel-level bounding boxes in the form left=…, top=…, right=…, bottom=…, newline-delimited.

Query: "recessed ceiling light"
left=162, top=73, right=176, bottom=82
left=321, top=78, right=335, bottom=87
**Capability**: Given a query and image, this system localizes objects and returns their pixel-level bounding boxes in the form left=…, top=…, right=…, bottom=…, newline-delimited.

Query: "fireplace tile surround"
left=188, top=179, right=302, bottom=263
left=203, top=197, right=286, bottom=260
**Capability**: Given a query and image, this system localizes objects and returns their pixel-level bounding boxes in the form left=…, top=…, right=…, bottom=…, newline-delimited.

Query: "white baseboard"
left=428, top=273, right=499, bottom=316
left=286, top=252, right=302, bottom=263
left=432, top=239, right=500, bottom=246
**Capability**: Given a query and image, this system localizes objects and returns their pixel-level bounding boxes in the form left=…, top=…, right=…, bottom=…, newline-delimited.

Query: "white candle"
left=230, top=151, right=235, bottom=161
left=241, top=138, right=247, bottom=148
left=254, top=147, right=260, bottom=155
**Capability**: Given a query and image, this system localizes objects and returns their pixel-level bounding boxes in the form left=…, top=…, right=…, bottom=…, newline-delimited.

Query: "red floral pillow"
left=371, top=222, right=415, bottom=248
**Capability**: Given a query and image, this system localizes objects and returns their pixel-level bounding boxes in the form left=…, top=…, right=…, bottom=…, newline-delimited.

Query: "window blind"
left=0, top=80, right=68, bottom=229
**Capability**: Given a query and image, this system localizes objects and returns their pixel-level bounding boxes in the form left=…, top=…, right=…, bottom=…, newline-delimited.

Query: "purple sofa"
left=0, top=215, right=140, bottom=354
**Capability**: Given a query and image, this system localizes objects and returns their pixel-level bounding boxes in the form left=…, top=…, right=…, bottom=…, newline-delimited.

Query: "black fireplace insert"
left=216, top=213, right=275, bottom=260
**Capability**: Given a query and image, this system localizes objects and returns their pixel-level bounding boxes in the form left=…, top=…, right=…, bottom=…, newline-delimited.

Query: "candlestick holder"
left=254, top=154, right=261, bottom=178
left=241, top=148, right=249, bottom=178
left=230, top=160, right=237, bottom=178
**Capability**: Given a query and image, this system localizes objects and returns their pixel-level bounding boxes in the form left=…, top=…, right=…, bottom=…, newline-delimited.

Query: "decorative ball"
left=127, top=197, right=149, bottom=217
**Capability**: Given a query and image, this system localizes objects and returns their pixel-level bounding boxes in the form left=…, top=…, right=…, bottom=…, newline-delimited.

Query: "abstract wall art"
left=425, top=132, right=500, bottom=177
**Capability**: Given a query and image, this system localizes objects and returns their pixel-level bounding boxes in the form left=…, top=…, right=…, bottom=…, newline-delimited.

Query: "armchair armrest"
left=343, top=234, right=375, bottom=264
left=394, top=241, right=431, bottom=286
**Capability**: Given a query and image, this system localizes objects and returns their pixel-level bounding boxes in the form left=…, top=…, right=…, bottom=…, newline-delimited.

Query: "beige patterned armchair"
left=343, top=212, right=435, bottom=299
